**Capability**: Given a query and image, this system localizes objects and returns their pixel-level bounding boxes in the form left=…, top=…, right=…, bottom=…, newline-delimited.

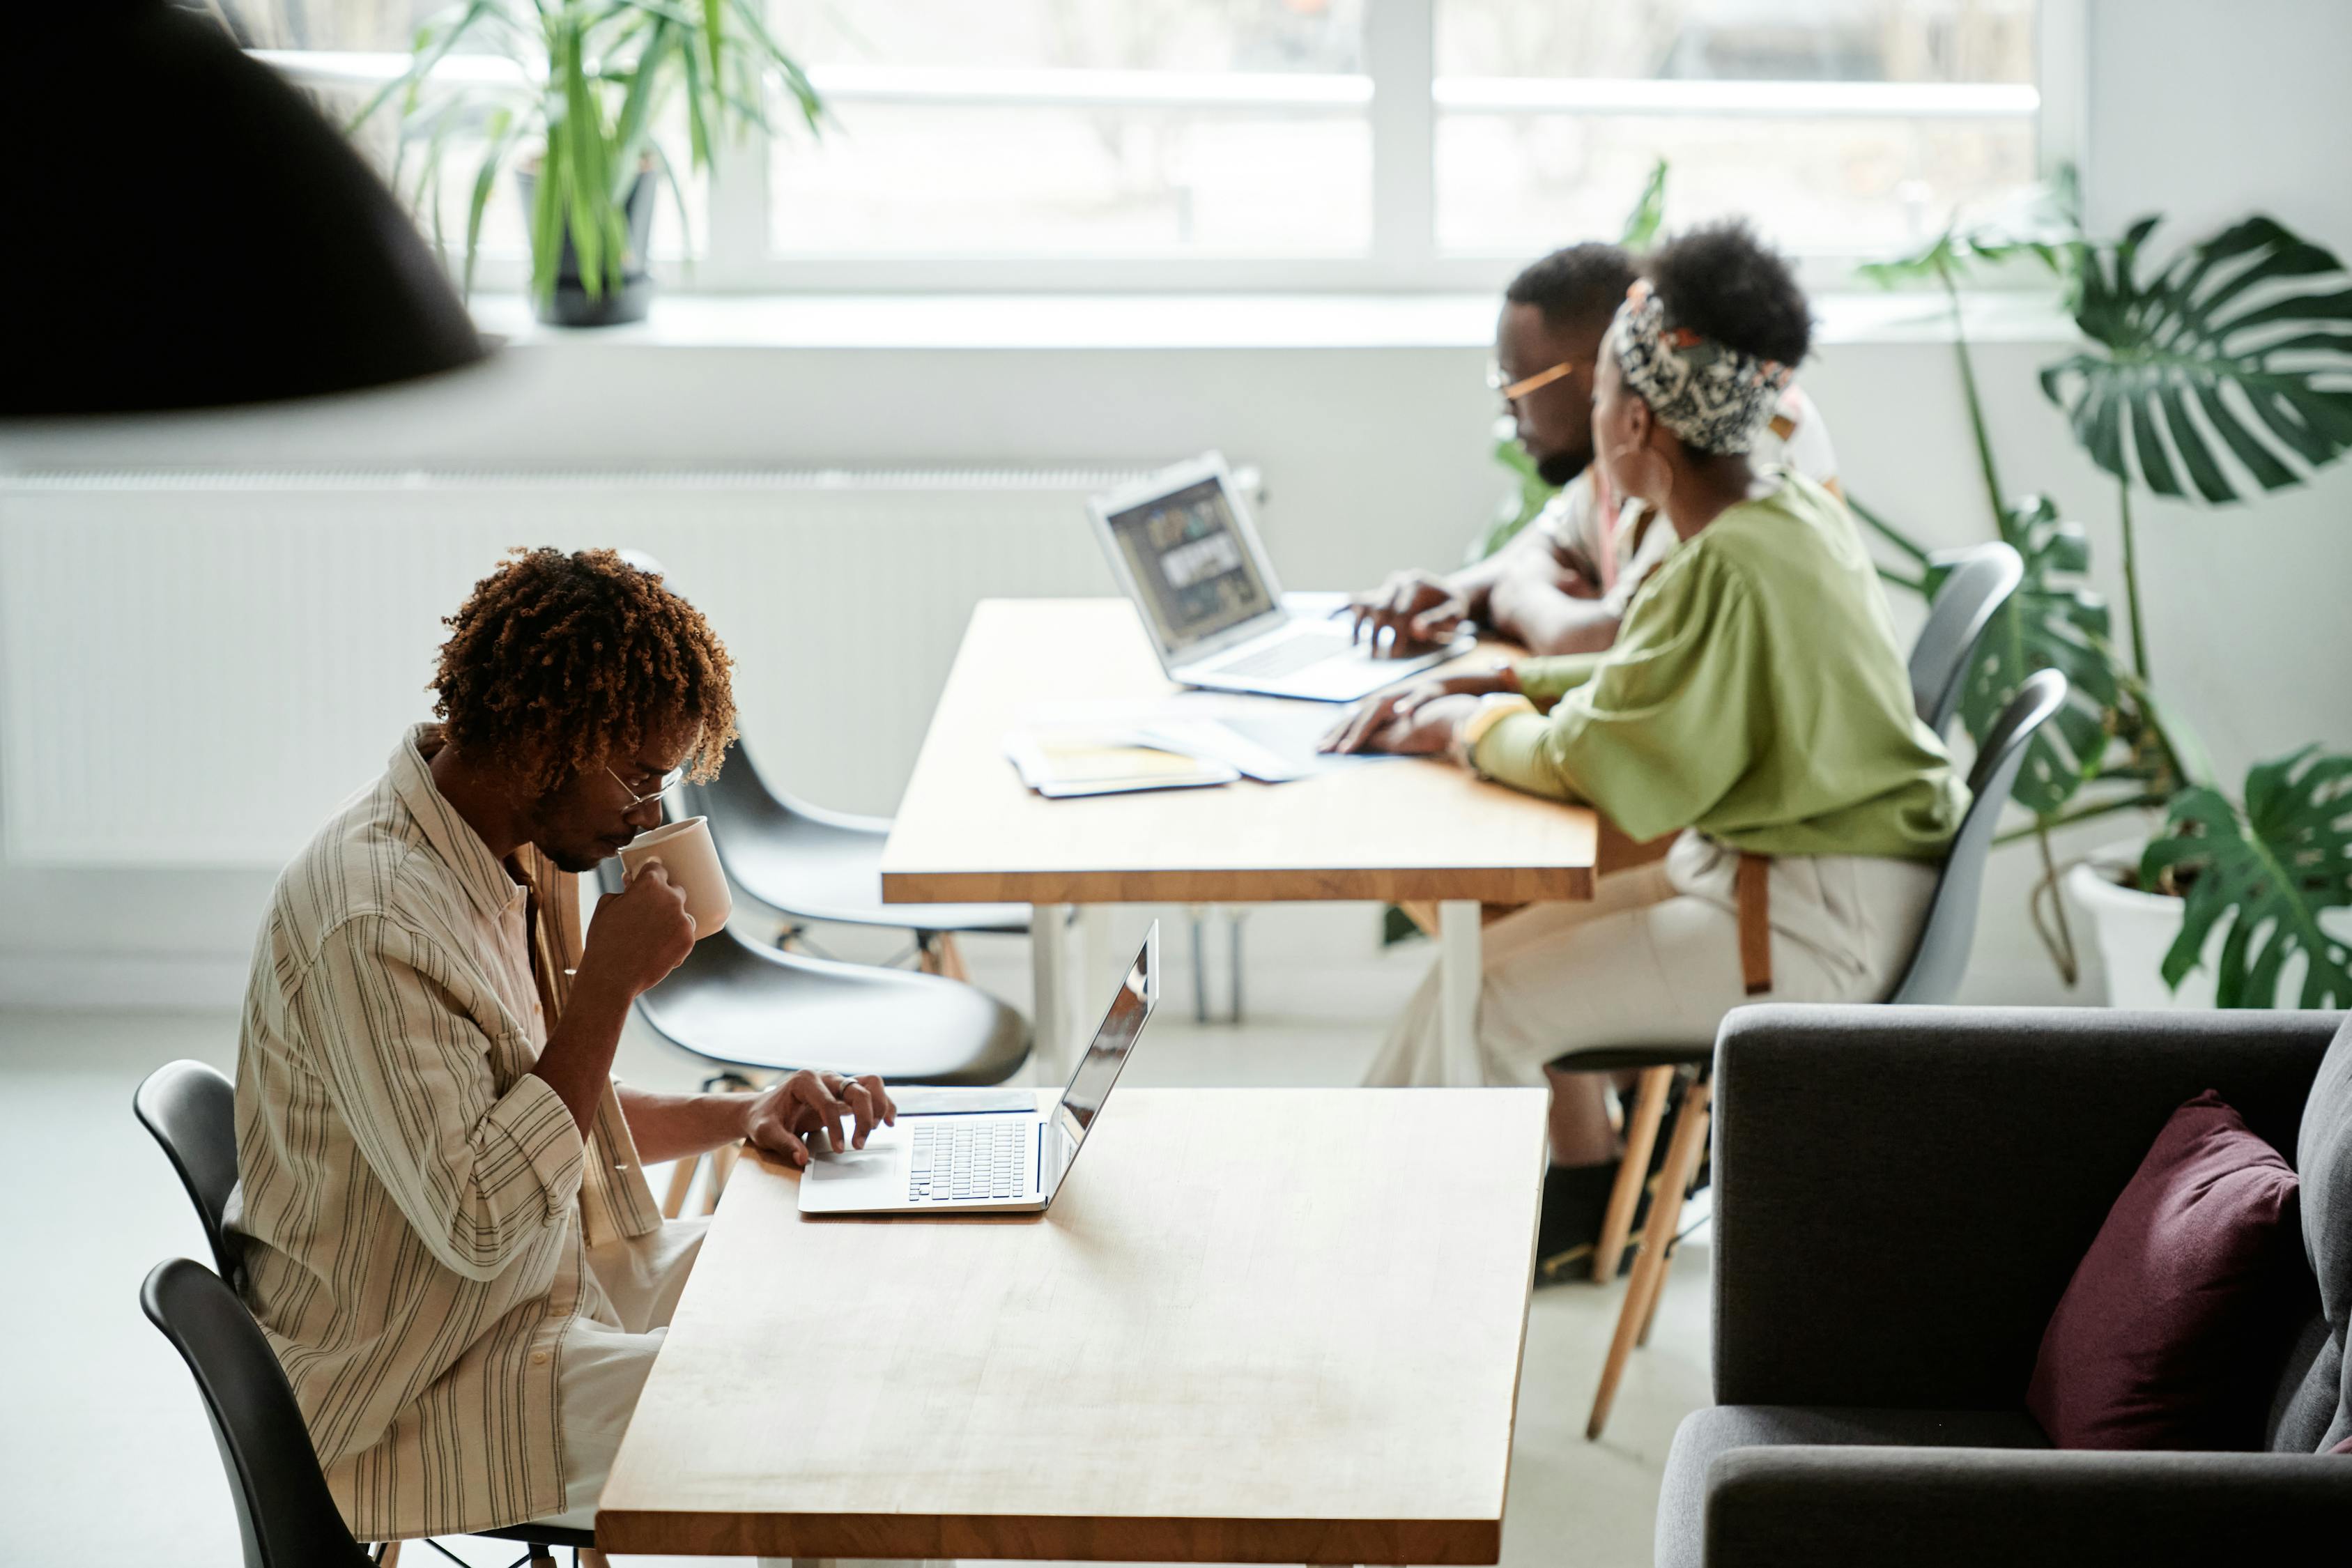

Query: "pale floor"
left=0, top=928, right=1707, bottom=1568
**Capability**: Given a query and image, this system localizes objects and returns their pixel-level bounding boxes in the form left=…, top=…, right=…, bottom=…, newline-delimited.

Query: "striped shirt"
left=226, top=725, right=661, bottom=1540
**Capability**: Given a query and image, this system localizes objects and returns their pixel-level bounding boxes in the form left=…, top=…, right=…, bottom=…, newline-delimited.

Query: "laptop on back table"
left=1087, top=453, right=1467, bottom=702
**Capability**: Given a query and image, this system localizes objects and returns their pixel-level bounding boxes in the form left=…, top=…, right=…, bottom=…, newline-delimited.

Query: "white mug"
left=617, top=816, right=734, bottom=940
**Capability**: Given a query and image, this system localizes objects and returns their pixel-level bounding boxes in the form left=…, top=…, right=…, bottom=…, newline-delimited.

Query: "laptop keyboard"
left=1213, top=630, right=1354, bottom=679
left=908, top=1119, right=1030, bottom=1203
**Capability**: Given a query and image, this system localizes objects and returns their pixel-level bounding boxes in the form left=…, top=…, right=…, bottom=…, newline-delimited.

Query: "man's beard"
left=544, top=844, right=609, bottom=875
left=1535, top=445, right=1593, bottom=489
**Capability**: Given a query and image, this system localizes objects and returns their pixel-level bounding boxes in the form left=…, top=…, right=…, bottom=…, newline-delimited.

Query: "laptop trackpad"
left=799, top=1124, right=905, bottom=1210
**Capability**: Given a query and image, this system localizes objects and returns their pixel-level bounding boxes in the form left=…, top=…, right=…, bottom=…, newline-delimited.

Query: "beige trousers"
left=1366, top=831, right=1938, bottom=1088
left=548, top=1215, right=709, bottom=1528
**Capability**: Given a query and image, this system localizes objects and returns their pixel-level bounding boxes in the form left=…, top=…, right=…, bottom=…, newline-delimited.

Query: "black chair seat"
left=475, top=1521, right=599, bottom=1550
left=1549, top=1040, right=1714, bottom=1073
left=636, top=925, right=1031, bottom=1085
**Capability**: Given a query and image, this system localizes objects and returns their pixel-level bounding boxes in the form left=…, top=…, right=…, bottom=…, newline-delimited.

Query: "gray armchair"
left=1659, top=1004, right=2352, bottom=1567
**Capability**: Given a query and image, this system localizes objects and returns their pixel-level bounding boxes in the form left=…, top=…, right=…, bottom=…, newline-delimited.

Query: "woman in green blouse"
left=1324, top=221, right=1967, bottom=1280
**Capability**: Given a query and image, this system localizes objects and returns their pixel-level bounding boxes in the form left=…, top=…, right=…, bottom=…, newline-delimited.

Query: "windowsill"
left=468, top=288, right=2076, bottom=353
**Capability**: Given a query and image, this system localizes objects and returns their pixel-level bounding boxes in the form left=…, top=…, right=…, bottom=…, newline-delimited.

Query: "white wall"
left=3, top=0, right=2349, bottom=1010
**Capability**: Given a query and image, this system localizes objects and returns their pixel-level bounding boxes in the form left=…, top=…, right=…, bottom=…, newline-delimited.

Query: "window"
left=767, top=1, right=1372, bottom=259
left=246, top=0, right=2073, bottom=293
left=1433, top=0, right=2043, bottom=260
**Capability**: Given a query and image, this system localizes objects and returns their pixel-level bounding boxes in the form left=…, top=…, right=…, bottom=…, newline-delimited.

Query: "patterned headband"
left=1606, top=279, right=1794, bottom=455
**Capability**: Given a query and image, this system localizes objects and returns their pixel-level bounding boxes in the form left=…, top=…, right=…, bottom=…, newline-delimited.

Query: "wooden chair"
left=1581, top=670, right=2067, bottom=1438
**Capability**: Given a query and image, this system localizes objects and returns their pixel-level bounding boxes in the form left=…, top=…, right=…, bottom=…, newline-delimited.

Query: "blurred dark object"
left=3, top=0, right=486, bottom=417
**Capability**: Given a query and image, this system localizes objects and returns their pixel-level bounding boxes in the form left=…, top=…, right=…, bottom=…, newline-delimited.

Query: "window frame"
left=266, top=0, right=2085, bottom=297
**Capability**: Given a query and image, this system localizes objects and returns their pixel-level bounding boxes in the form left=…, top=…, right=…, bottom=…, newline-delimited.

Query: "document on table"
left=1004, top=727, right=1240, bottom=797
left=1007, top=693, right=1412, bottom=796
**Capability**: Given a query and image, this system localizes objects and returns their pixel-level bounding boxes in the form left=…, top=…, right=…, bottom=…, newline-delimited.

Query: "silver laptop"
left=799, top=925, right=1160, bottom=1216
left=1088, top=453, right=1465, bottom=702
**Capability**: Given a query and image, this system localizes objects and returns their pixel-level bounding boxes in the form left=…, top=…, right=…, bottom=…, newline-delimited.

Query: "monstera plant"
left=1861, top=183, right=2352, bottom=1008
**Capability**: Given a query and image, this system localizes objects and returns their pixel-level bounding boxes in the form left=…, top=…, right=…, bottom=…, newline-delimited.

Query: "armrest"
left=1703, top=1446, right=2352, bottom=1568
left=1712, top=1004, right=2339, bottom=1408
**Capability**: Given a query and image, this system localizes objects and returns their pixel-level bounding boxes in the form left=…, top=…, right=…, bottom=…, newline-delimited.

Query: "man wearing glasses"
left=1346, top=240, right=1840, bottom=657
left=226, top=548, right=896, bottom=1546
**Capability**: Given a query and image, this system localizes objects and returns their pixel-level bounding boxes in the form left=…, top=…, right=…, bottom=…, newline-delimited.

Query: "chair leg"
left=579, top=1548, right=611, bottom=1568
left=373, top=1544, right=401, bottom=1567
left=1637, top=1235, right=1679, bottom=1348
left=935, top=932, right=971, bottom=981
left=1592, top=1066, right=1674, bottom=1282
left=1586, top=1073, right=1712, bottom=1441
left=1227, top=908, right=1245, bottom=1024
left=661, top=1155, right=699, bottom=1220
left=702, top=1141, right=741, bottom=1214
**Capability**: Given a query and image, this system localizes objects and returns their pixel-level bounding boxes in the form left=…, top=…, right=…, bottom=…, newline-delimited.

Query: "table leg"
left=1030, top=904, right=1073, bottom=1084
left=1073, top=902, right=1112, bottom=1038
left=1436, top=899, right=1484, bottom=1088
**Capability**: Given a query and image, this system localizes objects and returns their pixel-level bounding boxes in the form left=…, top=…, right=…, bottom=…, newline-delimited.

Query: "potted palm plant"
left=353, top=0, right=822, bottom=324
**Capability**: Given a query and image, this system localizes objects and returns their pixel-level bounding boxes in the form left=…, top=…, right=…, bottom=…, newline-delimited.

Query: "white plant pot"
left=2065, top=839, right=2352, bottom=1010
left=2064, top=845, right=2213, bottom=1010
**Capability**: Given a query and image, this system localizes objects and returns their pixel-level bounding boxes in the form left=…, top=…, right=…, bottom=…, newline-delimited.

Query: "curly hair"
left=1505, top=241, right=1640, bottom=335
left=1643, top=220, right=1812, bottom=367
left=431, top=548, right=738, bottom=795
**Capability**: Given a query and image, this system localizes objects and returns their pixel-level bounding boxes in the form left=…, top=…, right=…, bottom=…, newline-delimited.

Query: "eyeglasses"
left=606, top=763, right=684, bottom=808
left=1486, top=359, right=1578, bottom=403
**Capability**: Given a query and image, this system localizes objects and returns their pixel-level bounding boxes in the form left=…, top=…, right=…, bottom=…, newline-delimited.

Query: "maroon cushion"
left=2028, top=1091, right=2306, bottom=1450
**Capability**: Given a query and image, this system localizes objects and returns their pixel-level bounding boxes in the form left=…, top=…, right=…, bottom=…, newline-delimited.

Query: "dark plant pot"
left=514, top=168, right=656, bottom=328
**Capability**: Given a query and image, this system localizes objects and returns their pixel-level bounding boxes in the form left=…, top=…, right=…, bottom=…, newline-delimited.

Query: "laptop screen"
left=1046, top=925, right=1158, bottom=1195
left=1103, top=476, right=1277, bottom=653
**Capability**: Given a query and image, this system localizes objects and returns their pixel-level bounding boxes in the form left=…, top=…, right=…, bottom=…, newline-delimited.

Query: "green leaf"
left=347, top=0, right=495, bottom=132
left=1944, top=495, right=2157, bottom=818
left=1617, top=157, right=1668, bottom=252
left=1469, top=423, right=1558, bottom=564
left=1842, top=491, right=1935, bottom=566
left=462, top=107, right=517, bottom=302
left=555, top=20, right=620, bottom=296
left=1854, top=169, right=2085, bottom=295
left=608, top=20, right=674, bottom=201
left=2142, top=746, right=2352, bottom=1007
left=2041, top=213, right=2352, bottom=502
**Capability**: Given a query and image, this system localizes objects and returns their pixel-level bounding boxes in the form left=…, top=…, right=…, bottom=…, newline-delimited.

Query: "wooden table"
left=597, top=1086, right=1550, bottom=1562
left=880, top=598, right=1651, bottom=1084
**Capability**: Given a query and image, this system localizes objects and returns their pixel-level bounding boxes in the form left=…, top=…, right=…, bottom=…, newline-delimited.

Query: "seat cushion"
left=2298, top=1015, right=2352, bottom=1452
left=1657, top=1405, right=2048, bottom=1568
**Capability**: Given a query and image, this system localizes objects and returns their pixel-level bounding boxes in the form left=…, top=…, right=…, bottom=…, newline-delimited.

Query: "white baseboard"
left=0, top=952, right=248, bottom=1010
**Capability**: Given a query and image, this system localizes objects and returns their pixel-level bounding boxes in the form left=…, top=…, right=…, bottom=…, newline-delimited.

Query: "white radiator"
left=0, top=469, right=1144, bottom=867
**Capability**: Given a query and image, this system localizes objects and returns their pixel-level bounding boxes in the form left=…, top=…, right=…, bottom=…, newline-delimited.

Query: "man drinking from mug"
left=226, top=547, right=896, bottom=1545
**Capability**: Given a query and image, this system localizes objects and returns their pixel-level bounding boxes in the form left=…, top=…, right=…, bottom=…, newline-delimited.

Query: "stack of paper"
left=1004, top=729, right=1240, bottom=798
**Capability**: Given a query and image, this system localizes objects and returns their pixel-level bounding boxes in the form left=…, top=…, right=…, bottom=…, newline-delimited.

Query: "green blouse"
left=1474, top=472, right=1967, bottom=860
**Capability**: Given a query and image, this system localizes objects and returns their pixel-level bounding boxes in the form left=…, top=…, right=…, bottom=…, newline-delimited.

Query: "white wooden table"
left=878, top=598, right=1662, bottom=1086
left=596, top=1086, right=1551, bottom=1562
